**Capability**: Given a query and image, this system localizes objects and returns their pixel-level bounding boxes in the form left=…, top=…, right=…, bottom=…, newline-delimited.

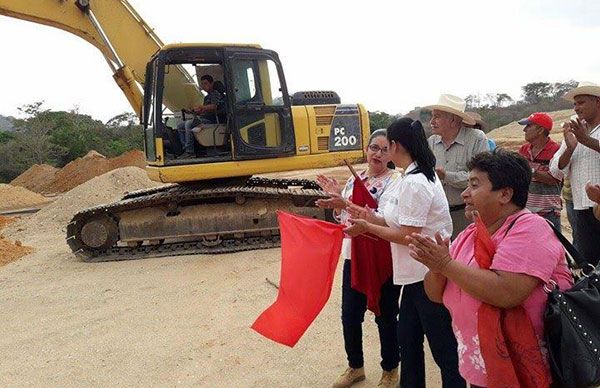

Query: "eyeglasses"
left=368, top=144, right=388, bottom=154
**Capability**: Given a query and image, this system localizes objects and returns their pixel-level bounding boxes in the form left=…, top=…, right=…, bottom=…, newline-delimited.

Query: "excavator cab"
left=143, top=45, right=296, bottom=169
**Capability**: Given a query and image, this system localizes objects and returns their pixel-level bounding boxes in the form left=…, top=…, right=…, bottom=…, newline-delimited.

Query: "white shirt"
left=549, top=124, right=600, bottom=210
left=379, top=163, right=453, bottom=285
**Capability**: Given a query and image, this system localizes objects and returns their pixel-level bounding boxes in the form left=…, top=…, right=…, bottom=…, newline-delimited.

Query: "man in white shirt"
left=550, top=82, right=600, bottom=265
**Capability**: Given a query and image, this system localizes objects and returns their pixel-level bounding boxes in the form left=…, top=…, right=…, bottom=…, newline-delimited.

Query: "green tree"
left=521, top=82, right=553, bottom=104
left=369, top=111, right=397, bottom=132
left=0, top=131, right=14, bottom=144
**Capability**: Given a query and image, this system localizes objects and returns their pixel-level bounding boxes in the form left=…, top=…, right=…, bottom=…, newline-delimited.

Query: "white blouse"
left=379, top=162, right=453, bottom=285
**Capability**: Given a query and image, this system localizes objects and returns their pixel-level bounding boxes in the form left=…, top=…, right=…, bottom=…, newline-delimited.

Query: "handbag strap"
left=502, top=214, right=589, bottom=272
left=543, top=219, right=589, bottom=271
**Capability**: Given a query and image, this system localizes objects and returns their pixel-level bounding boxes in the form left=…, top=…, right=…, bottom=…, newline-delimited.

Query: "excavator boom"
left=0, top=0, right=202, bottom=116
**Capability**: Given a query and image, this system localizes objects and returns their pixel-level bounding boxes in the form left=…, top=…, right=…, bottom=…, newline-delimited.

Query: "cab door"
left=225, top=48, right=295, bottom=160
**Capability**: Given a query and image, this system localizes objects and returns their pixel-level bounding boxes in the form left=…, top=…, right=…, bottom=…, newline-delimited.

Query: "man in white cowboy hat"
left=426, top=94, right=489, bottom=239
left=550, top=81, right=600, bottom=265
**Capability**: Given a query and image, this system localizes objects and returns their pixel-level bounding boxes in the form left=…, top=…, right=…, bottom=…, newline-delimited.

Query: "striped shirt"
left=518, top=139, right=562, bottom=216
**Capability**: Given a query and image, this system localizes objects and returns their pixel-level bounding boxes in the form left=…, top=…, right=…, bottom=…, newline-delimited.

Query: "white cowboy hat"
left=563, top=81, right=600, bottom=102
left=424, top=94, right=476, bottom=126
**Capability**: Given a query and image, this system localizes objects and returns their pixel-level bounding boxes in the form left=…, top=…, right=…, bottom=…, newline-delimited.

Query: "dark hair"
left=387, top=118, right=436, bottom=182
left=200, top=74, right=214, bottom=83
left=467, top=149, right=531, bottom=208
left=368, top=128, right=387, bottom=144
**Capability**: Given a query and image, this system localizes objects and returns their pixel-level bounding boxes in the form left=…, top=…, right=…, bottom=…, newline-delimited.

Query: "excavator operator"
left=177, top=74, right=224, bottom=159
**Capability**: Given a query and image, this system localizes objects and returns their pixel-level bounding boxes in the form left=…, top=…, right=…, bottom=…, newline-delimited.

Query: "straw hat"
left=424, top=94, right=476, bottom=126
left=563, top=81, right=600, bottom=102
left=466, top=112, right=487, bottom=130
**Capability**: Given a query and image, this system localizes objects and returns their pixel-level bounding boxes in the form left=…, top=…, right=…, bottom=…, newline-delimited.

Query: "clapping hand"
left=569, top=118, right=589, bottom=143
left=315, top=175, right=346, bottom=209
left=586, top=181, right=600, bottom=204
left=344, top=218, right=369, bottom=237
left=563, top=123, right=579, bottom=151
left=407, top=232, right=452, bottom=273
left=316, top=174, right=342, bottom=196
left=346, top=203, right=375, bottom=222
left=315, top=193, right=347, bottom=210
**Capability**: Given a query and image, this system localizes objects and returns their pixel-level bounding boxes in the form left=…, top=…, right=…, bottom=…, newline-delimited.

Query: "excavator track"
left=66, top=177, right=329, bottom=262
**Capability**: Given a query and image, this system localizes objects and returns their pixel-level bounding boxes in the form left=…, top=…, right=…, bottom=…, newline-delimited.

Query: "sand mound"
left=85, top=150, right=105, bottom=159
left=40, top=150, right=146, bottom=193
left=10, top=164, right=59, bottom=193
left=5, top=166, right=163, bottom=239
left=488, top=109, right=572, bottom=151
left=0, top=237, right=33, bottom=267
left=0, top=184, right=51, bottom=211
left=0, top=215, right=32, bottom=267
left=0, top=215, right=15, bottom=230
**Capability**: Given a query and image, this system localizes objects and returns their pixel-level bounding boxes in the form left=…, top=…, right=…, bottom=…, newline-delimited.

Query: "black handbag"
left=544, top=223, right=600, bottom=388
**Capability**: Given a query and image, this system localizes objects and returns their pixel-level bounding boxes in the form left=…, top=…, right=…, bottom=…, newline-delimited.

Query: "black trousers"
left=397, top=281, right=465, bottom=388
left=570, top=207, right=600, bottom=266
left=341, top=259, right=401, bottom=371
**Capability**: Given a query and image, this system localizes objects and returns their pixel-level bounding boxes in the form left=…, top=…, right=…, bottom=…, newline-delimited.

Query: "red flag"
left=473, top=214, right=551, bottom=387
left=251, top=211, right=344, bottom=347
left=350, top=176, right=393, bottom=316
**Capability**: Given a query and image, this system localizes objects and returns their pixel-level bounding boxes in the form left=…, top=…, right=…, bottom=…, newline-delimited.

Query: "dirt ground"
left=0, top=148, right=572, bottom=387
left=0, top=165, right=442, bottom=388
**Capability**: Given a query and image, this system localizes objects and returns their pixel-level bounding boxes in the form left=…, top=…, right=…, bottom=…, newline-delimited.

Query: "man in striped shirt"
left=517, top=112, right=562, bottom=231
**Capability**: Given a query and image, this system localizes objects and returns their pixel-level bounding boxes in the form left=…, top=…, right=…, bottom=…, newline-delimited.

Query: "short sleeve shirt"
left=550, top=124, right=600, bottom=210
left=379, top=163, right=452, bottom=285
left=442, top=210, right=573, bottom=386
left=518, top=139, right=562, bottom=215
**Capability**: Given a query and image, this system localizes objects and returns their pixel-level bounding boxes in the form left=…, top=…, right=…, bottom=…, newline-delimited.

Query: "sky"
left=1, top=0, right=599, bottom=122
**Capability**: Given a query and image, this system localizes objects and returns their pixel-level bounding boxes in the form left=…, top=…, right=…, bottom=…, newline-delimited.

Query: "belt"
left=449, top=204, right=466, bottom=212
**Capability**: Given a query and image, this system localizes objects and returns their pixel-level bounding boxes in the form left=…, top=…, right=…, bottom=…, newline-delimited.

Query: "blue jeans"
left=397, top=281, right=465, bottom=388
left=341, top=259, right=401, bottom=371
left=177, top=117, right=212, bottom=154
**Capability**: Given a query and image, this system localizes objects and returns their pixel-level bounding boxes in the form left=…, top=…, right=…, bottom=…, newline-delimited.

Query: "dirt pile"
left=42, top=150, right=146, bottom=193
left=10, top=164, right=59, bottom=193
left=0, top=215, right=33, bottom=267
left=0, top=184, right=51, bottom=211
left=0, top=215, right=15, bottom=229
left=5, top=166, right=164, bottom=240
left=488, top=109, right=572, bottom=151
left=10, top=150, right=147, bottom=194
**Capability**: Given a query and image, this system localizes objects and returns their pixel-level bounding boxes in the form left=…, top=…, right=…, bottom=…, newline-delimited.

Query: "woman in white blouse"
left=346, top=118, right=465, bottom=388
left=316, top=129, right=401, bottom=388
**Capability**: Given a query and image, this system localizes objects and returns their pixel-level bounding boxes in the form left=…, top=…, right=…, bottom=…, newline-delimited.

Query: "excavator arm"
left=0, top=0, right=202, bottom=117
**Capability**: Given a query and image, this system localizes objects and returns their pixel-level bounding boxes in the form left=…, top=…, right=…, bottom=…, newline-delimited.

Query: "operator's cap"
left=518, top=112, right=553, bottom=131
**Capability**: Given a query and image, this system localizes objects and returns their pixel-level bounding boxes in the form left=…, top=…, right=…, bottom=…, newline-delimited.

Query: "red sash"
left=350, top=176, right=393, bottom=316
left=473, top=214, right=551, bottom=388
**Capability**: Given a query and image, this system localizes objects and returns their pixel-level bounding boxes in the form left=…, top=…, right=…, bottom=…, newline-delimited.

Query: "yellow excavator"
left=0, top=0, right=370, bottom=261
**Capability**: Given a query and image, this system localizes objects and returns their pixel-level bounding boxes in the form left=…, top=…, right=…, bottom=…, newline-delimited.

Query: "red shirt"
left=518, top=139, right=562, bottom=215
